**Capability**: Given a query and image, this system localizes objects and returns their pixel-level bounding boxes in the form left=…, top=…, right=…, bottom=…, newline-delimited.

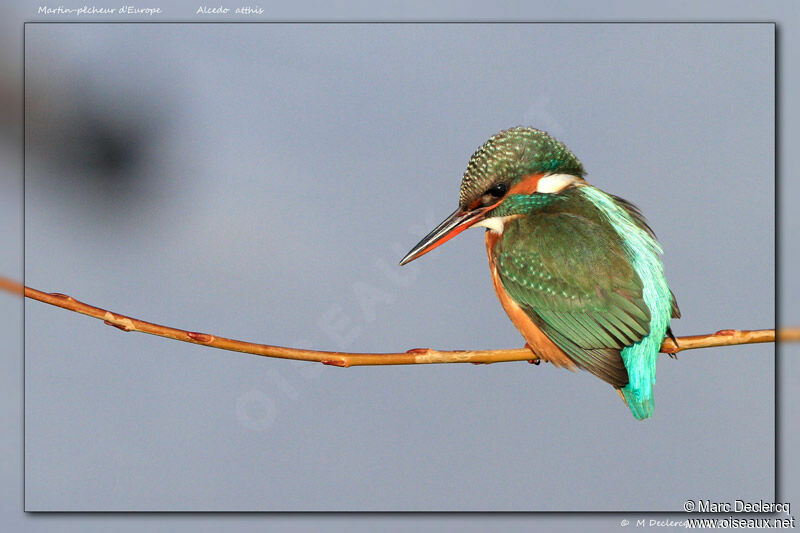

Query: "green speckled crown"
left=459, top=127, right=585, bottom=208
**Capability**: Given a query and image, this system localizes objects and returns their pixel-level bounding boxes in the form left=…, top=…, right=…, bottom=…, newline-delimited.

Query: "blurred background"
left=0, top=4, right=794, bottom=528
left=19, top=22, right=774, bottom=511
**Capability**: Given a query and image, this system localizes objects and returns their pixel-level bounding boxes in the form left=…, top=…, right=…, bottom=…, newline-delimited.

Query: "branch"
left=2, top=276, right=793, bottom=368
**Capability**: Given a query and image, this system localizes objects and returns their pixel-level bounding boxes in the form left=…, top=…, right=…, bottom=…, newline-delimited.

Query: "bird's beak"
left=399, top=206, right=489, bottom=266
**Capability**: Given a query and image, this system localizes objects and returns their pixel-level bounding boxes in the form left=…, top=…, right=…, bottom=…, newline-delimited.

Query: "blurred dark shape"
left=25, top=60, right=179, bottom=217
left=0, top=16, right=21, bottom=144
left=73, top=107, right=149, bottom=177
left=91, top=122, right=135, bottom=173
left=0, top=79, right=19, bottom=139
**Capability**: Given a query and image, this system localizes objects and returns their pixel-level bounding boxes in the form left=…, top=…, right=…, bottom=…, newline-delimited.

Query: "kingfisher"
left=399, top=127, right=679, bottom=420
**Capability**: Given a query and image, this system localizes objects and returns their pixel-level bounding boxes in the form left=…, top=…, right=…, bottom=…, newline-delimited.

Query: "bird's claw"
left=524, top=343, right=541, bottom=365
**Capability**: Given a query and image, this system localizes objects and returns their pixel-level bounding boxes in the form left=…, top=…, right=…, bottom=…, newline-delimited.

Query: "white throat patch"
left=474, top=216, right=516, bottom=234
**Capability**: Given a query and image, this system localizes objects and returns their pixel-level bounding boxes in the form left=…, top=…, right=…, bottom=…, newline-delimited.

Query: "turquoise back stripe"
left=579, top=186, right=672, bottom=419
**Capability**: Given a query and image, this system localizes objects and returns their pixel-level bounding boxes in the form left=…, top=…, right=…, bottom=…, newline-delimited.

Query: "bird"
left=399, top=127, right=679, bottom=420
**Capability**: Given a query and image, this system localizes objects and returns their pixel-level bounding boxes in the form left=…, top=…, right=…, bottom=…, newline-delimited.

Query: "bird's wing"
left=494, top=212, right=655, bottom=388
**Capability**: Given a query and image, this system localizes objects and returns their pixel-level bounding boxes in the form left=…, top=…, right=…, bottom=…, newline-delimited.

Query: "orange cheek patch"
left=468, top=173, right=545, bottom=210
left=508, top=173, right=545, bottom=195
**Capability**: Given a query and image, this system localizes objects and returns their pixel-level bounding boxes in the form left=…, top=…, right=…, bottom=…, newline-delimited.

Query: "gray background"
left=22, top=22, right=774, bottom=511
left=0, top=0, right=794, bottom=530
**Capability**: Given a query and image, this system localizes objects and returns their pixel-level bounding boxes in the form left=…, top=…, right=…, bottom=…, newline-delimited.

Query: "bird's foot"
left=524, top=343, right=541, bottom=365
left=663, top=344, right=679, bottom=359
left=664, top=328, right=679, bottom=359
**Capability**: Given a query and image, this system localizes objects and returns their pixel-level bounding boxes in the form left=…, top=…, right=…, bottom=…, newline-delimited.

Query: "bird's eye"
left=487, top=183, right=507, bottom=198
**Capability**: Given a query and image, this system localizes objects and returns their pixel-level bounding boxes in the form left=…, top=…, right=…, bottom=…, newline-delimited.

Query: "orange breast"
left=484, top=230, right=577, bottom=370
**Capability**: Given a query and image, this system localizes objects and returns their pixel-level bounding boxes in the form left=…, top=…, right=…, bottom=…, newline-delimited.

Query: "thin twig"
left=2, top=276, right=792, bottom=367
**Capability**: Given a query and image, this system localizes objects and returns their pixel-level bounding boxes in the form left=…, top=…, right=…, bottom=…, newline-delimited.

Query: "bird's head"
left=400, top=127, right=585, bottom=266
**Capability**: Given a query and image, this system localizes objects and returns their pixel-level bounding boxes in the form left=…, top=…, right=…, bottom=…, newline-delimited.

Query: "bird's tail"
left=619, top=386, right=653, bottom=420
left=619, top=333, right=661, bottom=420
